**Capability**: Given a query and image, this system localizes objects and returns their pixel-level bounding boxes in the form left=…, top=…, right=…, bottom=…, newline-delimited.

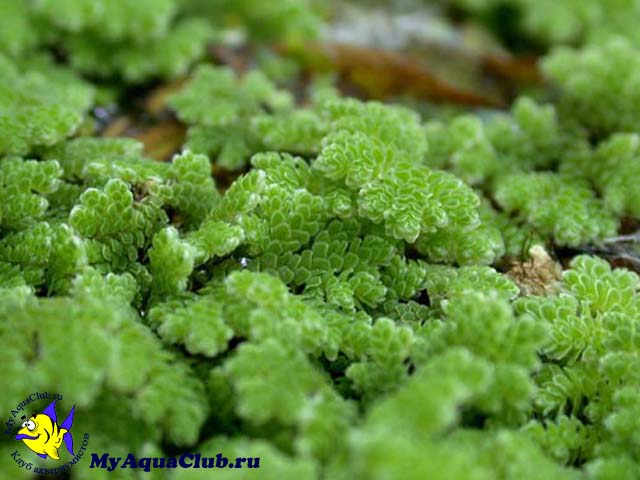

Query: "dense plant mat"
left=2, top=1, right=640, bottom=479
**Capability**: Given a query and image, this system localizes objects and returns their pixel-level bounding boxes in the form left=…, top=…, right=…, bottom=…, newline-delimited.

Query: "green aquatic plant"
left=0, top=54, right=94, bottom=156
left=543, top=38, right=640, bottom=135
left=169, top=65, right=296, bottom=169
left=0, top=0, right=320, bottom=82
left=3, top=1, right=640, bottom=479
left=449, top=0, right=640, bottom=46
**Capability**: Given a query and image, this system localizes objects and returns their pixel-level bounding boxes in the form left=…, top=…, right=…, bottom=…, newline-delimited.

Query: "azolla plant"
left=1, top=1, right=640, bottom=479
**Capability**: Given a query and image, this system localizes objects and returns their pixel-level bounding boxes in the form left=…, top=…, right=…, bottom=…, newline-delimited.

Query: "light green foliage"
left=0, top=0, right=323, bottom=84
left=0, top=54, right=94, bottom=156
left=43, top=137, right=164, bottom=185
left=341, top=427, right=579, bottom=480
left=0, top=222, right=52, bottom=286
left=450, top=0, right=640, bottom=46
left=149, top=226, right=196, bottom=296
left=26, top=0, right=215, bottom=82
left=515, top=256, right=640, bottom=472
left=170, top=70, right=435, bottom=173
left=543, top=39, right=640, bottom=135
left=70, top=178, right=167, bottom=272
left=207, top=152, right=393, bottom=314
left=412, top=197, right=504, bottom=266
left=0, top=268, right=209, bottom=455
left=423, top=264, right=519, bottom=308
left=218, top=0, right=321, bottom=43
left=252, top=109, right=328, bottom=155
left=1, top=293, right=125, bottom=407
left=71, top=397, right=168, bottom=480
left=485, top=97, right=563, bottom=172
left=3, top=1, right=640, bottom=478
left=562, top=133, right=640, bottom=218
left=0, top=290, right=33, bottom=414
left=148, top=294, right=232, bottom=356
left=381, top=256, right=428, bottom=302
left=0, top=0, right=41, bottom=56
left=425, top=114, right=499, bottom=185
left=331, top=333, right=578, bottom=479
left=490, top=208, right=545, bottom=257
left=0, top=262, right=27, bottom=290
left=523, top=416, right=593, bottom=465
left=33, top=0, right=177, bottom=43
left=225, top=339, right=326, bottom=425
left=221, top=270, right=329, bottom=354
left=0, top=157, right=61, bottom=229
left=414, top=213, right=505, bottom=265
left=345, top=317, right=415, bottom=400
left=181, top=0, right=322, bottom=44
left=39, top=146, right=228, bottom=291
left=134, top=359, right=209, bottom=446
left=105, top=321, right=172, bottom=393
left=321, top=98, right=428, bottom=158
left=228, top=153, right=328, bottom=255
left=149, top=267, right=329, bottom=355
left=316, top=129, right=479, bottom=243
left=494, top=172, right=618, bottom=247
left=424, top=97, right=562, bottom=185
left=421, top=294, right=546, bottom=423
left=186, top=218, right=244, bottom=263
left=170, top=65, right=294, bottom=169
left=169, top=64, right=293, bottom=129
left=70, top=180, right=149, bottom=239
left=71, top=267, right=139, bottom=309
left=251, top=218, right=396, bottom=311
left=64, top=18, right=214, bottom=82
left=338, top=349, right=494, bottom=473
left=150, top=150, right=219, bottom=226
left=295, top=389, right=357, bottom=462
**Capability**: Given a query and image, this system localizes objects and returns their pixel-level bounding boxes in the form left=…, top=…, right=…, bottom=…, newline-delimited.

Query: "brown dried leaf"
left=208, top=45, right=253, bottom=75
left=101, top=116, right=132, bottom=138
left=145, top=78, right=187, bottom=116
left=284, top=41, right=505, bottom=107
left=132, top=122, right=186, bottom=161
left=481, top=54, right=540, bottom=83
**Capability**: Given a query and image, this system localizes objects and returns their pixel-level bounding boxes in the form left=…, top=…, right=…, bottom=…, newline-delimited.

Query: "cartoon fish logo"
left=15, top=401, right=75, bottom=460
